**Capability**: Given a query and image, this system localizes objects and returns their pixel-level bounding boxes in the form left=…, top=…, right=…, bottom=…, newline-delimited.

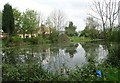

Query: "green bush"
left=23, top=36, right=48, bottom=44
left=49, top=31, right=59, bottom=43
left=10, top=36, right=23, bottom=45
left=58, top=34, right=70, bottom=43
left=109, top=29, right=120, bottom=42
left=109, top=30, right=118, bottom=41
left=3, top=63, right=54, bottom=81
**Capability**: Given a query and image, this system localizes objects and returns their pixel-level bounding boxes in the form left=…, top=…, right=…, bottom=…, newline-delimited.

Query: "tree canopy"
left=2, top=3, right=15, bottom=35
left=65, top=21, right=77, bottom=36
left=21, top=9, right=39, bottom=36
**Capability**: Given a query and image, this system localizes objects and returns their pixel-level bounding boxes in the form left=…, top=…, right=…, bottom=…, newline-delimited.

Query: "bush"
left=3, top=63, right=54, bottom=81
left=23, top=36, right=48, bottom=45
left=109, top=30, right=118, bottom=41
left=49, top=31, right=59, bottom=43
left=58, top=34, right=70, bottom=43
left=9, top=36, right=23, bottom=45
left=109, top=29, right=120, bottom=42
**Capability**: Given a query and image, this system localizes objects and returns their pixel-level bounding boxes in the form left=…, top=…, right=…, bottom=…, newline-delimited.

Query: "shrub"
left=3, top=63, right=54, bottom=81
left=58, top=34, right=70, bottom=43
left=9, top=36, right=23, bottom=45
left=49, top=31, right=59, bottom=43
left=23, top=36, right=46, bottom=45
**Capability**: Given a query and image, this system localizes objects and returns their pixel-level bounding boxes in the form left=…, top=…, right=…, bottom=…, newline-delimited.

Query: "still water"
left=2, top=42, right=108, bottom=72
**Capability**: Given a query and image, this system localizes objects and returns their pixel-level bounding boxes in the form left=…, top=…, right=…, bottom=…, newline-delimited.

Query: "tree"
left=86, top=17, right=99, bottom=29
left=13, top=8, right=22, bottom=34
left=37, top=12, right=44, bottom=27
left=45, top=17, right=54, bottom=38
left=90, top=0, right=118, bottom=39
left=2, top=3, right=15, bottom=36
left=49, top=10, right=66, bottom=31
left=0, top=11, right=2, bottom=30
left=22, top=9, right=39, bottom=37
left=81, top=17, right=100, bottom=39
left=65, top=21, right=77, bottom=36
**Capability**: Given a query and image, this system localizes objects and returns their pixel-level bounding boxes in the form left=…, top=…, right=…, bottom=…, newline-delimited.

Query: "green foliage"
left=3, top=63, right=54, bottom=81
left=106, top=43, right=120, bottom=67
left=2, top=42, right=119, bottom=81
left=3, top=62, right=118, bottom=81
left=69, top=36, right=95, bottom=42
left=13, top=8, right=22, bottom=34
left=108, top=29, right=120, bottom=42
left=65, top=63, right=118, bottom=81
left=80, top=27, right=90, bottom=37
left=65, top=21, right=78, bottom=37
left=65, top=44, right=78, bottom=58
left=2, top=3, right=15, bottom=35
left=69, top=36, right=80, bottom=42
left=10, top=36, right=23, bottom=45
left=2, top=36, right=24, bottom=46
left=49, top=30, right=59, bottom=43
left=80, top=26, right=100, bottom=39
left=21, top=9, right=38, bottom=35
left=23, top=36, right=46, bottom=44
left=58, top=34, right=70, bottom=43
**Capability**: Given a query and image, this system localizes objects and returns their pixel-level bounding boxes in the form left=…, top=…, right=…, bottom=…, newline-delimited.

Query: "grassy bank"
left=69, top=36, right=103, bottom=42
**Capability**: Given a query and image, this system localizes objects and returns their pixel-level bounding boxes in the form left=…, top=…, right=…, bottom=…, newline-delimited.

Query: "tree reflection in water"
left=65, top=43, right=78, bottom=58
left=2, top=42, right=114, bottom=81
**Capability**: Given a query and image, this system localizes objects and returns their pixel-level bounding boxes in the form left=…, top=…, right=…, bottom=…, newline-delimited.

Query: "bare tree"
left=90, top=0, right=119, bottom=38
left=37, top=12, right=44, bottom=27
left=49, top=10, right=66, bottom=31
left=0, top=11, right=2, bottom=30
left=86, top=17, right=99, bottom=29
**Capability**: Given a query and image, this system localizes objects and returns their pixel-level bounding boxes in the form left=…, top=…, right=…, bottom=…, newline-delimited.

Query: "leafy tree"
left=13, top=8, right=22, bottom=34
left=22, top=9, right=38, bottom=37
left=2, top=3, right=15, bottom=36
left=80, top=26, right=91, bottom=37
left=49, top=29, right=59, bottom=43
left=80, top=17, right=100, bottom=39
left=80, top=26, right=100, bottom=39
left=65, top=21, right=77, bottom=36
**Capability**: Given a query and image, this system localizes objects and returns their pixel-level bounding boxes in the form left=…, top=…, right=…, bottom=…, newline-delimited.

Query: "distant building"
left=18, top=33, right=37, bottom=38
left=18, top=26, right=52, bottom=38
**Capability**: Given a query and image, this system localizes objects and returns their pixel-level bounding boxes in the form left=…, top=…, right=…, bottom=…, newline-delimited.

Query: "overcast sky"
left=0, top=0, right=119, bottom=31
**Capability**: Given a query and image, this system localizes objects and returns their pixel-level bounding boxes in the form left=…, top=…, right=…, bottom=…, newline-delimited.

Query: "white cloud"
left=0, top=0, right=92, bottom=31
left=1, top=0, right=119, bottom=31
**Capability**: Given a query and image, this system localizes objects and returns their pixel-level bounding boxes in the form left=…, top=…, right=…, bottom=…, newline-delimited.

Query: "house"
left=18, top=33, right=37, bottom=38
left=18, top=26, right=52, bottom=38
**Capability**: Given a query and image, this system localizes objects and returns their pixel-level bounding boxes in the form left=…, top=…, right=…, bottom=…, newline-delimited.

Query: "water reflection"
left=2, top=43, right=108, bottom=72
left=81, top=42, right=108, bottom=64
left=65, top=44, right=78, bottom=58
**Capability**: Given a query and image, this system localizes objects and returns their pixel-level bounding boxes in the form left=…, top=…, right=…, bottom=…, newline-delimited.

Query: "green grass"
left=69, top=36, right=103, bottom=42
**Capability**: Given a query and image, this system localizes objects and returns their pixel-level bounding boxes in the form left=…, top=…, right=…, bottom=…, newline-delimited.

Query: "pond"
left=1, top=41, right=119, bottom=81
